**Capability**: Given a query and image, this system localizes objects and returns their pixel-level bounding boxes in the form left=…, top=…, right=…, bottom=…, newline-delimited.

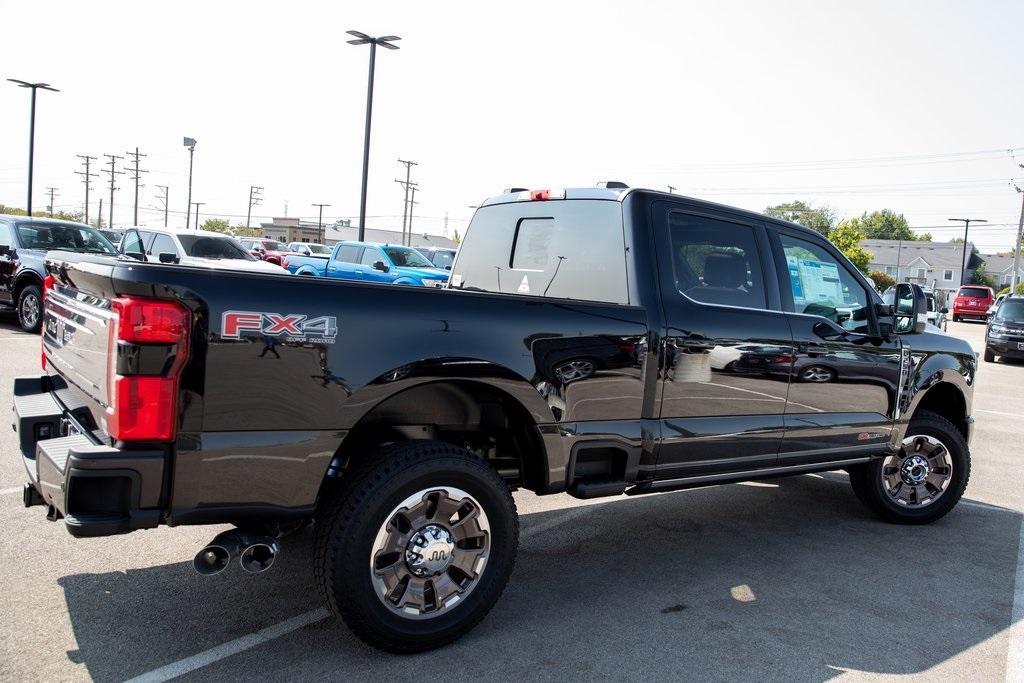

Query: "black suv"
left=984, top=294, right=1024, bottom=362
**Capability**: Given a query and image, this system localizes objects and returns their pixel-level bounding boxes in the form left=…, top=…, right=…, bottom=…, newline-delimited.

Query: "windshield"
left=428, top=249, right=455, bottom=268
left=925, top=293, right=936, bottom=312
left=17, top=223, right=116, bottom=254
left=996, top=300, right=1024, bottom=321
left=958, top=287, right=990, bottom=298
left=302, top=243, right=331, bottom=255
left=261, top=240, right=285, bottom=251
left=383, top=246, right=433, bottom=268
left=99, top=229, right=123, bottom=244
left=178, top=235, right=256, bottom=260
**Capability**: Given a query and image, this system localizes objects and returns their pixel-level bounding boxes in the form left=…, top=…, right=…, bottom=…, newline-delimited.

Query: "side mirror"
left=940, top=307, right=949, bottom=314
left=0, top=244, right=10, bottom=257
left=445, top=265, right=452, bottom=271
left=158, top=252, right=179, bottom=264
left=125, top=250, right=146, bottom=261
left=894, top=282, right=927, bottom=334
left=373, top=260, right=389, bottom=272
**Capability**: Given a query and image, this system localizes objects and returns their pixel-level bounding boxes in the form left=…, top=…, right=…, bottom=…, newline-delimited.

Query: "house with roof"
left=980, top=254, right=1024, bottom=289
left=860, top=239, right=983, bottom=301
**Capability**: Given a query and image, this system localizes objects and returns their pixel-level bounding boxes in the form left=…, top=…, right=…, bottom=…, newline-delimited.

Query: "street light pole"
left=184, top=137, right=197, bottom=228
left=948, top=218, right=987, bottom=286
left=1012, top=173, right=1024, bottom=294
left=347, top=31, right=401, bottom=241
left=7, top=79, right=59, bottom=216
left=312, top=203, right=331, bottom=243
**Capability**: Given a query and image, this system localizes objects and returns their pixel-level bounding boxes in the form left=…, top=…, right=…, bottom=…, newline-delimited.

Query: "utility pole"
left=395, top=159, right=418, bottom=246
left=948, top=218, right=987, bottom=286
left=192, top=202, right=205, bottom=230
left=102, top=154, right=124, bottom=229
left=444, top=211, right=449, bottom=238
left=125, top=147, right=148, bottom=226
left=312, top=203, right=331, bottom=243
left=97, top=198, right=103, bottom=228
left=155, top=185, right=169, bottom=227
left=1012, top=169, right=1024, bottom=293
left=183, top=137, right=196, bottom=229
left=667, top=185, right=676, bottom=194
left=75, top=155, right=97, bottom=224
left=246, top=185, right=264, bottom=229
left=407, top=185, right=418, bottom=246
left=45, top=187, right=59, bottom=216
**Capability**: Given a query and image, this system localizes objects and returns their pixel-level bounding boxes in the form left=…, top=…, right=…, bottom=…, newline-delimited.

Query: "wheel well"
left=913, top=382, right=967, bottom=438
left=332, top=380, right=546, bottom=491
left=13, top=271, right=42, bottom=298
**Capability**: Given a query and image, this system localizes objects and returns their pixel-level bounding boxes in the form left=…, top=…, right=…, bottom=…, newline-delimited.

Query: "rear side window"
left=452, top=201, right=628, bottom=304
left=667, top=213, right=766, bottom=309
left=958, top=287, right=990, bottom=298
left=335, top=246, right=361, bottom=263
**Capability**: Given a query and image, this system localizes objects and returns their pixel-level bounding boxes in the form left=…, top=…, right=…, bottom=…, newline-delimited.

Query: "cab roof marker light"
left=526, top=188, right=566, bottom=201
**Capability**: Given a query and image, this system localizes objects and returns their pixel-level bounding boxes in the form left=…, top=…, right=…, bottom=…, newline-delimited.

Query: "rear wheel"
left=983, top=348, right=995, bottom=363
left=799, top=365, right=835, bottom=383
left=952, top=314, right=960, bottom=322
left=848, top=410, right=969, bottom=524
left=16, top=284, right=42, bottom=333
left=314, top=440, right=518, bottom=652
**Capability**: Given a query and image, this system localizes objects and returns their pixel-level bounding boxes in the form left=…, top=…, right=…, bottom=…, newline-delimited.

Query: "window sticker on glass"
left=786, top=255, right=843, bottom=308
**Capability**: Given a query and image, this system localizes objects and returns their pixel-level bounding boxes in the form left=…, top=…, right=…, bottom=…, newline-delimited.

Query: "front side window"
left=149, top=233, right=178, bottom=257
left=779, top=233, right=869, bottom=333
left=121, top=230, right=144, bottom=255
left=668, top=213, right=767, bottom=309
left=430, top=250, right=455, bottom=269
left=360, top=248, right=384, bottom=266
left=383, top=246, right=432, bottom=268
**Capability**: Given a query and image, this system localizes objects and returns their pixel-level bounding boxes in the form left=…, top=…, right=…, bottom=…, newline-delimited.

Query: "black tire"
left=16, top=284, right=42, bottom=333
left=314, top=440, right=518, bottom=653
left=983, top=348, right=995, bottom=363
left=952, top=314, right=960, bottom=322
left=848, top=410, right=969, bottom=524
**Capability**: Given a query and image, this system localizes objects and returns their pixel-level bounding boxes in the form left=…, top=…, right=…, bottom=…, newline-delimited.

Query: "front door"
left=0, top=223, right=15, bottom=304
left=770, top=228, right=902, bottom=463
left=653, top=203, right=794, bottom=479
left=360, top=246, right=395, bottom=283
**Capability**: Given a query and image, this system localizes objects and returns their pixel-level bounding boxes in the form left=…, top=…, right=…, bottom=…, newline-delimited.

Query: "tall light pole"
left=1012, top=169, right=1024, bottom=294
left=312, top=203, right=331, bottom=243
left=7, top=79, right=59, bottom=216
left=184, top=137, right=197, bottom=229
left=949, top=217, right=987, bottom=286
left=347, top=30, right=401, bottom=241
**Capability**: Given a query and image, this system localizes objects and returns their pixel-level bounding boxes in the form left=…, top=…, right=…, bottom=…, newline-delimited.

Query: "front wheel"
left=952, top=314, right=960, bottom=322
left=983, top=348, right=995, bottom=363
left=17, top=284, right=42, bottom=333
left=848, top=410, right=969, bottom=524
left=314, top=440, right=518, bottom=652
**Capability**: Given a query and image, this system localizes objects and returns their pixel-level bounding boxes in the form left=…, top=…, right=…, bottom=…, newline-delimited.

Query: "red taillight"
left=525, top=188, right=566, bottom=201
left=772, top=354, right=798, bottom=364
left=106, top=297, right=190, bottom=442
left=41, top=275, right=55, bottom=370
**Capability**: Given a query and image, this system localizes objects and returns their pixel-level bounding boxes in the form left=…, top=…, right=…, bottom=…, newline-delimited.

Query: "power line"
left=102, top=154, right=124, bottom=228
left=74, top=154, right=97, bottom=224
left=125, top=147, right=148, bottom=226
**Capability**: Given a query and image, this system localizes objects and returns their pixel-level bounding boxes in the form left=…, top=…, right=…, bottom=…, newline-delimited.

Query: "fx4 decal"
left=221, top=310, right=338, bottom=343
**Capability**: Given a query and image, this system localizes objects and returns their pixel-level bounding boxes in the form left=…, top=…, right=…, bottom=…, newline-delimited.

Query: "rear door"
left=653, top=202, right=794, bottom=478
left=770, top=227, right=901, bottom=463
left=326, top=244, right=363, bottom=279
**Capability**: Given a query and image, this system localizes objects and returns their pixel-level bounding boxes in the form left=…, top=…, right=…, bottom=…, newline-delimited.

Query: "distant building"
left=860, top=239, right=983, bottom=299
left=257, top=217, right=456, bottom=250
left=980, top=254, right=1024, bottom=289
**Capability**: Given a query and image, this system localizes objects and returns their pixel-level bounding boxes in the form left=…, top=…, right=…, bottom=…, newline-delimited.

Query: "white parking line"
left=0, top=486, right=22, bottom=496
left=121, top=504, right=594, bottom=682
left=1007, top=516, right=1024, bottom=683
left=976, top=408, right=1024, bottom=419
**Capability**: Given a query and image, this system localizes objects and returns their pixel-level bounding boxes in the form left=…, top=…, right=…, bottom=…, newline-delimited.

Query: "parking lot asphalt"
left=1, top=315, right=1022, bottom=682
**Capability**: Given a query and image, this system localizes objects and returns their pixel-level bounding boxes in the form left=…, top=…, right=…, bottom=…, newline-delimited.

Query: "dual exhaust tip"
left=193, top=529, right=279, bottom=576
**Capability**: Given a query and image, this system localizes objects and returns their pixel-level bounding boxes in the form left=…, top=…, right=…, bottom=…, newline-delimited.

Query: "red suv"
left=952, top=284, right=995, bottom=322
left=238, top=238, right=289, bottom=266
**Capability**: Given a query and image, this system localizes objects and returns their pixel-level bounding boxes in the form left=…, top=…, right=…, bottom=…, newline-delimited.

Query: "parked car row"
left=283, top=241, right=450, bottom=287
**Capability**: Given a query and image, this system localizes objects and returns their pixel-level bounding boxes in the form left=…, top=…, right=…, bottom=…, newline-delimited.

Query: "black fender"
left=894, top=345, right=975, bottom=446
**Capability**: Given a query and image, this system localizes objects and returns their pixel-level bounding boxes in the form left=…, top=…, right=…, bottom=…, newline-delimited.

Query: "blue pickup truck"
left=283, top=240, right=450, bottom=287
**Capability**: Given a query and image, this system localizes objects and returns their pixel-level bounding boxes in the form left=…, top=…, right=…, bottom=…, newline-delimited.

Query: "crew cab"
left=0, top=216, right=117, bottom=331
left=951, top=284, right=994, bottom=322
left=238, top=237, right=289, bottom=265
left=284, top=240, right=449, bottom=286
left=118, top=227, right=287, bottom=274
left=13, top=186, right=975, bottom=653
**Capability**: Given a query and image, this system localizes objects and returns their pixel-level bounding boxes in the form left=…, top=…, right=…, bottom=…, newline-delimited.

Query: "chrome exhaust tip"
left=239, top=538, right=279, bottom=574
left=193, top=544, right=231, bottom=575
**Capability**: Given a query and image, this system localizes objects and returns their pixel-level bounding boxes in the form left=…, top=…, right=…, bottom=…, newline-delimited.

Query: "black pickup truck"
left=14, top=186, right=975, bottom=652
left=0, top=216, right=118, bottom=331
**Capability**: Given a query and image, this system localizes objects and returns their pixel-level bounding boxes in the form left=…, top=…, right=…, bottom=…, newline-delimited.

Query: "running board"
left=625, top=457, right=873, bottom=496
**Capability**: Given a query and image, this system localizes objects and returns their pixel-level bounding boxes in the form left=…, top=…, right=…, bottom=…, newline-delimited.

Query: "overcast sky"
left=2, top=0, right=1022, bottom=250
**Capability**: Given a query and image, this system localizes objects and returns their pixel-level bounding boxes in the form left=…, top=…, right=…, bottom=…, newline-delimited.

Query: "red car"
left=951, top=284, right=994, bottom=322
left=238, top=238, right=289, bottom=266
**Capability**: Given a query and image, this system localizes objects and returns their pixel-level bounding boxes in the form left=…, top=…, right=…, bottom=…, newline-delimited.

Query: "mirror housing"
left=373, top=260, right=389, bottom=272
left=158, top=252, right=179, bottom=264
left=894, top=282, right=927, bottom=334
left=0, top=244, right=10, bottom=257
left=125, top=250, right=146, bottom=261
left=940, top=307, right=949, bottom=314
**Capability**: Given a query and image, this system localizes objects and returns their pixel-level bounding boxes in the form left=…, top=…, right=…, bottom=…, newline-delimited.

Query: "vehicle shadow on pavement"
left=57, top=475, right=1021, bottom=682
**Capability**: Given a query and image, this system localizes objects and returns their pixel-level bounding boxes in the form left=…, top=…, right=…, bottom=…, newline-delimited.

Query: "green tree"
left=843, top=209, right=923, bottom=241
left=868, top=270, right=896, bottom=292
left=764, top=200, right=835, bottom=236
left=201, top=218, right=231, bottom=233
left=968, top=262, right=995, bottom=288
left=451, top=228, right=462, bottom=244
left=827, top=221, right=873, bottom=274
left=997, top=282, right=1024, bottom=296
left=0, top=205, right=28, bottom=216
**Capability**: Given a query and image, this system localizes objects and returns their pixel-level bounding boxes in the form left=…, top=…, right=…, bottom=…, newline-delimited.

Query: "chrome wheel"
left=554, top=359, right=595, bottom=383
left=19, top=292, right=40, bottom=329
left=800, top=365, right=834, bottom=383
left=881, top=434, right=953, bottom=508
left=370, top=487, right=490, bottom=620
